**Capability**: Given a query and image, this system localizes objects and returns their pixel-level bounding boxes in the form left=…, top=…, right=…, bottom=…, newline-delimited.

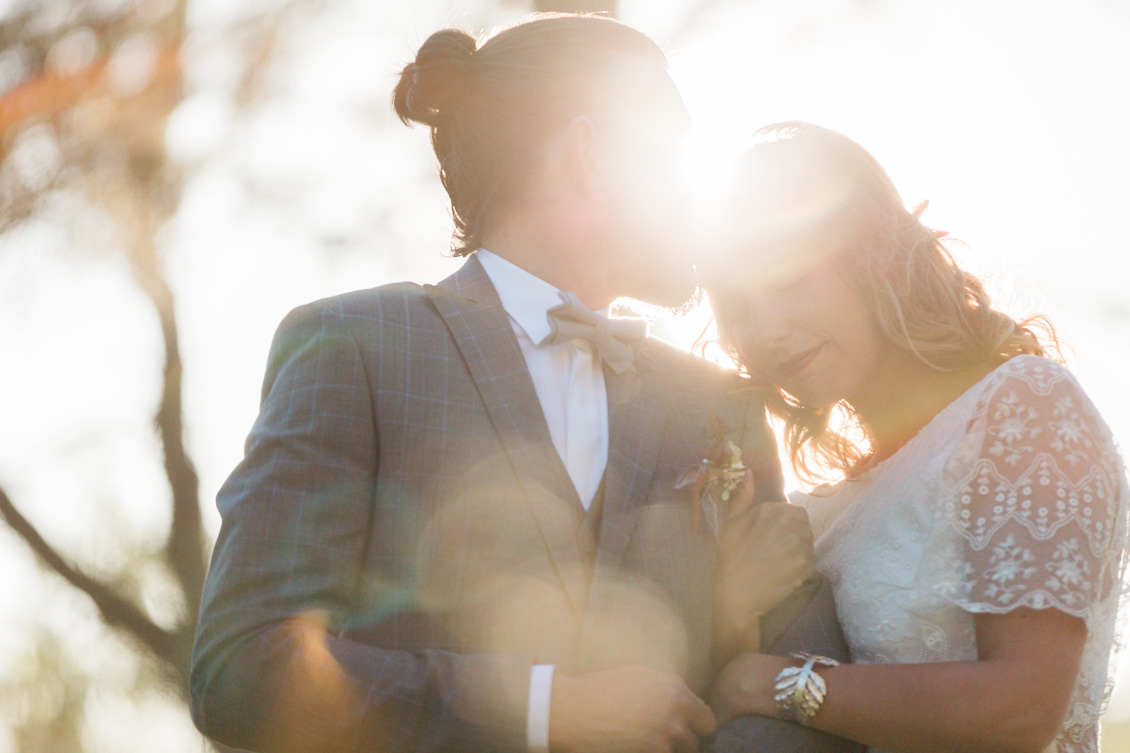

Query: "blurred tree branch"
left=0, top=485, right=180, bottom=666
left=0, top=2, right=311, bottom=748
left=0, top=0, right=200, bottom=681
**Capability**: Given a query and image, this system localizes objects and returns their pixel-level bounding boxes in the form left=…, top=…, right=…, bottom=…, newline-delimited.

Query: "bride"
left=705, top=121, right=1129, bottom=753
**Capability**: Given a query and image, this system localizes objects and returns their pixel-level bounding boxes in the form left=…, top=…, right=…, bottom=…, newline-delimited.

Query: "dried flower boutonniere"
left=674, top=437, right=747, bottom=543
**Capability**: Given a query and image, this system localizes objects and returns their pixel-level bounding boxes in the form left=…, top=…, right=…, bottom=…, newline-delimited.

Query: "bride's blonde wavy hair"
left=707, top=121, right=1061, bottom=486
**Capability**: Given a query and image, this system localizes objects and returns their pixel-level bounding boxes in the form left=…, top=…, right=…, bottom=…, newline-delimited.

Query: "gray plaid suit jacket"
left=189, top=256, right=858, bottom=753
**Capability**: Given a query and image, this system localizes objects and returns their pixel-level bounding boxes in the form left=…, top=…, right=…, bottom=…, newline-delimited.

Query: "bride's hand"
left=710, top=652, right=791, bottom=725
left=714, top=482, right=816, bottom=655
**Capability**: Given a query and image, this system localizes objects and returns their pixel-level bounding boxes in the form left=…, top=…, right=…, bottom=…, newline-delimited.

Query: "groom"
left=190, top=14, right=852, bottom=753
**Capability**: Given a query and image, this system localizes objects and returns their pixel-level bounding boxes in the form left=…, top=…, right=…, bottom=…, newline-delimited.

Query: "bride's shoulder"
left=990, top=353, right=1076, bottom=389
left=974, top=354, right=1098, bottom=417
left=963, top=354, right=1122, bottom=473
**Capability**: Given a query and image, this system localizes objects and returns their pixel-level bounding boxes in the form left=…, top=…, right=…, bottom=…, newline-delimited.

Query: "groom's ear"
left=562, top=115, right=603, bottom=193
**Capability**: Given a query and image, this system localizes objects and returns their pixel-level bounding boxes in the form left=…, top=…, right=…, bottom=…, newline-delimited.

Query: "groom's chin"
left=618, top=282, right=702, bottom=322
left=650, top=277, right=702, bottom=315
left=662, top=282, right=704, bottom=317
left=628, top=265, right=700, bottom=312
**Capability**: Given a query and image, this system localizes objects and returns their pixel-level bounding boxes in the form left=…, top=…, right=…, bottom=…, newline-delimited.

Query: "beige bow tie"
left=546, top=291, right=647, bottom=375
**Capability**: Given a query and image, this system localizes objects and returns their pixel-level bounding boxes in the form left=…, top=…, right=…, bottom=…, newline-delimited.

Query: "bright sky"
left=1, top=0, right=1128, bottom=750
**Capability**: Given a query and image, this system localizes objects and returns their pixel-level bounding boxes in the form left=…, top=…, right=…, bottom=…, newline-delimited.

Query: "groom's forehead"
left=608, top=57, right=684, bottom=109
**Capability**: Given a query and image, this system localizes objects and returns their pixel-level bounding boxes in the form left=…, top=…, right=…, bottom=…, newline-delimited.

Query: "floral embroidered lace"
left=795, top=355, right=1130, bottom=753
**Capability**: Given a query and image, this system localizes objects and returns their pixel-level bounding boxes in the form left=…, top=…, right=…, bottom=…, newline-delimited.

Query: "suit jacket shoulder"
left=274, top=280, right=436, bottom=337
left=637, top=338, right=783, bottom=503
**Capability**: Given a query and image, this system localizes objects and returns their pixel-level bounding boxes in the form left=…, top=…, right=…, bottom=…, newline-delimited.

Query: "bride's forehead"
left=716, top=231, right=848, bottom=296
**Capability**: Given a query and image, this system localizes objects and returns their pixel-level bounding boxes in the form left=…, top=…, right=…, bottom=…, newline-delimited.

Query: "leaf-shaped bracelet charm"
left=773, top=653, right=840, bottom=725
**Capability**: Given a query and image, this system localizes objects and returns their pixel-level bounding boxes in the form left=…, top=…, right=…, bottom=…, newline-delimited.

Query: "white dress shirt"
left=476, top=249, right=609, bottom=510
left=476, top=249, right=611, bottom=752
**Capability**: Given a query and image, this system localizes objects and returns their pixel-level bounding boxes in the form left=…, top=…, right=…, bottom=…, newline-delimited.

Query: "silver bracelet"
left=773, top=652, right=840, bottom=725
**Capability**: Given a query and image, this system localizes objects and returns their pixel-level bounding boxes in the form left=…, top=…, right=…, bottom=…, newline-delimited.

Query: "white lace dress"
left=794, top=355, right=1130, bottom=753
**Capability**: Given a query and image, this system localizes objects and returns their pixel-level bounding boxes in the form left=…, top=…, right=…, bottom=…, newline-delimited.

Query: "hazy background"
left=1, top=0, right=1128, bottom=750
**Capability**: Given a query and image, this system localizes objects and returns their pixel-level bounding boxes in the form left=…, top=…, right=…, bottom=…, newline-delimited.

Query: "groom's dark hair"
left=394, top=14, right=668, bottom=256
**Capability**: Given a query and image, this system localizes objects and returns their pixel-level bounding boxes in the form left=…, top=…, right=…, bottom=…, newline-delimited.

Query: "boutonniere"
left=675, top=436, right=747, bottom=543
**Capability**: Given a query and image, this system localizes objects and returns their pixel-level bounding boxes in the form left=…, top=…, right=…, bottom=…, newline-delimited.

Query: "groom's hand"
left=549, top=666, right=717, bottom=753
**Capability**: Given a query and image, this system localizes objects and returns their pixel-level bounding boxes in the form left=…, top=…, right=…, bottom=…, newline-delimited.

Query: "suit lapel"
left=587, top=345, right=666, bottom=600
left=426, top=257, right=588, bottom=614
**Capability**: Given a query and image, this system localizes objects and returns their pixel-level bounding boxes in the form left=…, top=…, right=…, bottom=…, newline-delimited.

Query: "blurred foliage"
left=0, top=633, right=86, bottom=753
left=0, top=0, right=305, bottom=749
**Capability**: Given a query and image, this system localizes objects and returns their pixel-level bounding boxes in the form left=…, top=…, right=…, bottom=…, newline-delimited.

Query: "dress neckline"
left=844, top=356, right=1031, bottom=485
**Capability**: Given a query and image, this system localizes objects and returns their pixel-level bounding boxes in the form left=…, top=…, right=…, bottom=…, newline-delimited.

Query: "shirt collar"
left=476, top=248, right=567, bottom=346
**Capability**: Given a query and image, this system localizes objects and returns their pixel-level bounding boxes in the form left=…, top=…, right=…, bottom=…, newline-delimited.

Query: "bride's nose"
left=732, top=296, right=791, bottom=368
left=745, top=296, right=792, bottom=348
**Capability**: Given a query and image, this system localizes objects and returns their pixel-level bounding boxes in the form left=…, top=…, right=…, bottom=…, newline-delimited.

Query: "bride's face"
left=725, top=248, right=888, bottom=410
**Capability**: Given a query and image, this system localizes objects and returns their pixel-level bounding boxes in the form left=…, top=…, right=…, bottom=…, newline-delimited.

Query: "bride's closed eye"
left=767, top=264, right=823, bottom=299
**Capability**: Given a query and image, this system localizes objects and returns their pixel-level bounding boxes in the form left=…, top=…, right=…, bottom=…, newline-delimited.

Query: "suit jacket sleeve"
left=708, top=392, right=862, bottom=753
left=709, top=579, right=862, bottom=753
left=189, top=301, right=530, bottom=753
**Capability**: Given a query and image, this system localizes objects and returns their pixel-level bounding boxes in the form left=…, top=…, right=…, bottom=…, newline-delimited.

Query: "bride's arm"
left=712, top=606, right=1085, bottom=753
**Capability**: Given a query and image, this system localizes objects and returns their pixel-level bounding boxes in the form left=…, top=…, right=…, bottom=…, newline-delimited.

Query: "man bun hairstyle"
left=393, top=14, right=668, bottom=256
left=393, top=29, right=478, bottom=128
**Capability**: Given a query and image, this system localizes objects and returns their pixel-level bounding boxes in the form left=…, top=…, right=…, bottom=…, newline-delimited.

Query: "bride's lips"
left=776, top=344, right=824, bottom=379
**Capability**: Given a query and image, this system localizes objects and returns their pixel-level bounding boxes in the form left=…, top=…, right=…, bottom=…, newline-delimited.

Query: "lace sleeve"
left=937, top=356, right=1129, bottom=621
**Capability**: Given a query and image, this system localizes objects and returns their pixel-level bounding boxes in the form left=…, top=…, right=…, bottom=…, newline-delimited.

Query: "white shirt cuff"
left=527, top=664, right=555, bottom=752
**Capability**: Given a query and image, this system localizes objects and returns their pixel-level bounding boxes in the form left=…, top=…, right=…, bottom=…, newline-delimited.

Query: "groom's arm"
left=191, top=300, right=722, bottom=753
left=189, top=301, right=531, bottom=753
